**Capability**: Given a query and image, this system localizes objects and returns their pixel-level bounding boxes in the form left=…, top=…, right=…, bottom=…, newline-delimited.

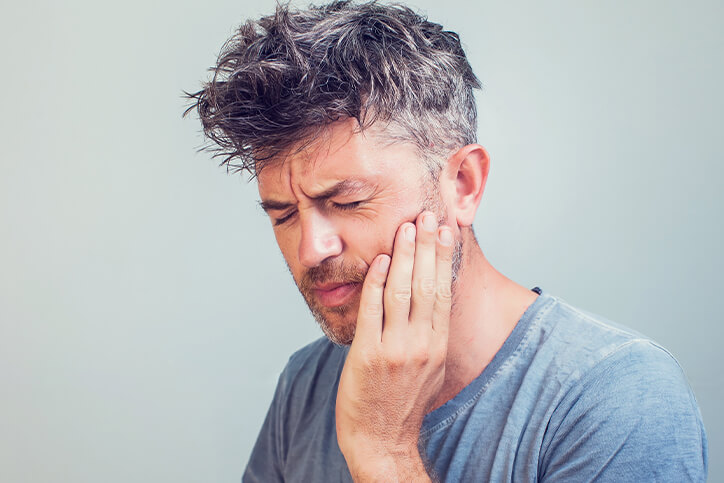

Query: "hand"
left=335, top=211, right=455, bottom=482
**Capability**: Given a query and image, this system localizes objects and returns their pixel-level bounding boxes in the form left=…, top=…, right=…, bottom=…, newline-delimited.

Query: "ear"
left=443, top=144, right=490, bottom=228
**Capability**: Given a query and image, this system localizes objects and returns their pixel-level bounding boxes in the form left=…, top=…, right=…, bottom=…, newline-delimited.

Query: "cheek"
left=343, top=213, right=411, bottom=262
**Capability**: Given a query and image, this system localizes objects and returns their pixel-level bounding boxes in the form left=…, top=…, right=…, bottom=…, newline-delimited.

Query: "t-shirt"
left=243, top=290, right=708, bottom=482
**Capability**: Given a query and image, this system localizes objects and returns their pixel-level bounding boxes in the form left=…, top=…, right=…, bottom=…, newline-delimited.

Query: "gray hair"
left=185, top=0, right=482, bottom=177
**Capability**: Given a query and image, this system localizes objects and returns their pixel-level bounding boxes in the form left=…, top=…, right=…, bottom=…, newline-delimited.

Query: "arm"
left=335, top=211, right=453, bottom=482
left=540, top=341, right=708, bottom=482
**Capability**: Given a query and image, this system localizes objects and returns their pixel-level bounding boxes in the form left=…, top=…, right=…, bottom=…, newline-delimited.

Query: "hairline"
left=253, top=116, right=452, bottom=180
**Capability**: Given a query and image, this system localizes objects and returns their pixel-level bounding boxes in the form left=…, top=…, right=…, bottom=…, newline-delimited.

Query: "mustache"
left=299, top=260, right=368, bottom=291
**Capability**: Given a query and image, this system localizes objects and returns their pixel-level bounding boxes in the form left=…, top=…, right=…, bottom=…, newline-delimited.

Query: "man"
left=186, top=1, right=707, bottom=481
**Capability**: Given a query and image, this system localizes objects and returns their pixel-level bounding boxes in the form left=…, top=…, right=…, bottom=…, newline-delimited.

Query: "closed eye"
left=331, top=200, right=363, bottom=211
left=273, top=210, right=297, bottom=226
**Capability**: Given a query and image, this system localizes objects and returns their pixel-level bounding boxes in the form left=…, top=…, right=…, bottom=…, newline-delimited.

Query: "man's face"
left=258, top=119, right=457, bottom=345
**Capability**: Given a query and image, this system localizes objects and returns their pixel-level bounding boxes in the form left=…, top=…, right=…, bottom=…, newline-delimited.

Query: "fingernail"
left=422, top=213, right=436, bottom=232
left=405, top=224, right=416, bottom=242
left=377, top=255, right=390, bottom=273
left=439, top=227, right=453, bottom=246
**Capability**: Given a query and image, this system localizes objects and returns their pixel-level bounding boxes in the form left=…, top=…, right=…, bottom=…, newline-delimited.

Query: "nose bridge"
left=298, top=206, right=343, bottom=268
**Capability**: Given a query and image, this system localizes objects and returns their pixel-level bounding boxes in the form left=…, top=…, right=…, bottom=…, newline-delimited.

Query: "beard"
left=292, top=183, right=463, bottom=346
left=295, top=258, right=368, bottom=346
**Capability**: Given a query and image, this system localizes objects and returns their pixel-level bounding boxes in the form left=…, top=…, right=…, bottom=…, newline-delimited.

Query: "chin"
left=312, top=308, right=358, bottom=346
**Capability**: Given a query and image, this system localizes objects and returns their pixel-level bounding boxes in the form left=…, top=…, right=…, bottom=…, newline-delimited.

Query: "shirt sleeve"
left=242, top=369, right=290, bottom=483
left=539, top=340, right=708, bottom=482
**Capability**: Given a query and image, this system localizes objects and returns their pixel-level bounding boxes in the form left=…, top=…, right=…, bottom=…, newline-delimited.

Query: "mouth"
left=312, top=282, right=362, bottom=308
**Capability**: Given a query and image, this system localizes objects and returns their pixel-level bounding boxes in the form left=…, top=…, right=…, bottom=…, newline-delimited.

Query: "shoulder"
left=244, top=337, right=349, bottom=481
left=527, top=294, right=677, bottom=384
left=534, top=295, right=708, bottom=481
left=276, top=336, right=348, bottom=406
left=283, top=336, right=347, bottom=380
left=536, top=293, right=649, bottom=348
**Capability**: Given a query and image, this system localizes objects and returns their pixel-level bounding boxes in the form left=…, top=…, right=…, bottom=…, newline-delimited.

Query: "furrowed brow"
left=258, top=179, right=376, bottom=213
left=311, top=179, right=375, bottom=200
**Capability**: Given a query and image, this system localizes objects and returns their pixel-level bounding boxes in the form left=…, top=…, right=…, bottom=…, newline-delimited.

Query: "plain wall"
left=1, top=0, right=721, bottom=481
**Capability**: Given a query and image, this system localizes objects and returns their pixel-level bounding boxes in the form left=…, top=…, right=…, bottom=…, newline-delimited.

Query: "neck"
left=431, top=229, right=539, bottom=410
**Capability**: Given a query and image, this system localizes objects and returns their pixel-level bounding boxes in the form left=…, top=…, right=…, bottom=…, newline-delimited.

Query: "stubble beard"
left=291, top=237, right=463, bottom=347
left=292, top=182, right=463, bottom=346
left=295, top=259, right=368, bottom=346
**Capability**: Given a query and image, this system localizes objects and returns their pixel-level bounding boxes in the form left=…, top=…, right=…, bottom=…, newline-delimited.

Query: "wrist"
left=344, top=444, right=431, bottom=482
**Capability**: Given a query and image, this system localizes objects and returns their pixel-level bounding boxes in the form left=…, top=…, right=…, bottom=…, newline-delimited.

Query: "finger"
left=432, top=225, right=454, bottom=339
left=381, top=222, right=416, bottom=340
left=409, top=211, right=438, bottom=329
left=354, top=254, right=390, bottom=345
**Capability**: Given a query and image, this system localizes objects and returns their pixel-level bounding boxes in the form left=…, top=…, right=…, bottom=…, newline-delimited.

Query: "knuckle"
left=384, top=349, right=406, bottom=369
left=429, top=347, right=446, bottom=365
left=363, top=301, right=383, bottom=317
left=389, top=287, right=412, bottom=304
left=358, top=347, right=379, bottom=367
left=436, top=282, right=453, bottom=301
left=410, top=347, right=430, bottom=366
left=417, top=277, right=436, bottom=297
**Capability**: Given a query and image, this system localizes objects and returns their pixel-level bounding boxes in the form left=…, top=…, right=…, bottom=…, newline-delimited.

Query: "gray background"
left=1, top=0, right=721, bottom=481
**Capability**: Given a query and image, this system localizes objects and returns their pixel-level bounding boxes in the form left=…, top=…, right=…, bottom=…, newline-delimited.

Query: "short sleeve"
left=539, top=340, right=707, bottom=482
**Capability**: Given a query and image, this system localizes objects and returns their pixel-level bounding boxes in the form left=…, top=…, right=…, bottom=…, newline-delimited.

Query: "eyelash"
left=273, top=201, right=364, bottom=226
left=274, top=211, right=297, bottom=226
left=331, top=200, right=363, bottom=211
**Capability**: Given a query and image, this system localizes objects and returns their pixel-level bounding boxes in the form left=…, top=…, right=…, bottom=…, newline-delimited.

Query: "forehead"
left=257, top=119, right=424, bottom=197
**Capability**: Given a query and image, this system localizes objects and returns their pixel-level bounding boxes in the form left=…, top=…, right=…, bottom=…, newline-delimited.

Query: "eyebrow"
left=258, top=179, right=376, bottom=213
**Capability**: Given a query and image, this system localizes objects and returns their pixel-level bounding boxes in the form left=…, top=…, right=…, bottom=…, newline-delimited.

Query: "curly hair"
left=185, top=0, right=481, bottom=177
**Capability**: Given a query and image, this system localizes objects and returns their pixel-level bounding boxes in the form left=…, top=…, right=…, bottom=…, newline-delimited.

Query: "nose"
left=297, top=209, right=343, bottom=268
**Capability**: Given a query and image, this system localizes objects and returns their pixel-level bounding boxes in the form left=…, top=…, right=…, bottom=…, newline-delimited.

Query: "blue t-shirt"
left=243, top=291, right=708, bottom=482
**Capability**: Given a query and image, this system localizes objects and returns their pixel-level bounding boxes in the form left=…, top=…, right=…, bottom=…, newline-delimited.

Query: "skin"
left=258, top=118, right=539, bottom=481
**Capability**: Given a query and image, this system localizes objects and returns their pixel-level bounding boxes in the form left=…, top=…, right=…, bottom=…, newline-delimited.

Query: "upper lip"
left=313, top=281, right=357, bottom=291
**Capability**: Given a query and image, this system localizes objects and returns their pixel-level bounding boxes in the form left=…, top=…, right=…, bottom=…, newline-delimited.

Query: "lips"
left=313, top=282, right=361, bottom=308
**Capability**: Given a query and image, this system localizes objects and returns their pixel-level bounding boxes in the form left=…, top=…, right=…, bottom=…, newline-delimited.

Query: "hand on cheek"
left=335, top=211, right=454, bottom=481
